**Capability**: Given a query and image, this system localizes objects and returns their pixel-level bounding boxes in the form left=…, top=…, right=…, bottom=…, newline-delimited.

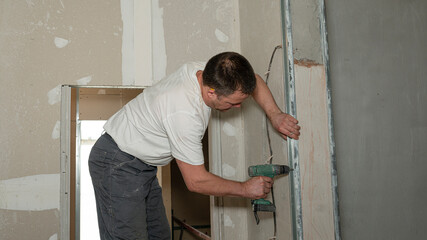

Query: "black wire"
left=265, top=45, right=282, bottom=163
left=264, top=45, right=282, bottom=239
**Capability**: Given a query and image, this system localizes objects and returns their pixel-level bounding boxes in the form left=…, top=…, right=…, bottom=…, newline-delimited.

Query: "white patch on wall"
left=152, top=0, right=167, bottom=83
left=222, top=163, right=236, bottom=177
left=54, top=37, right=69, bottom=48
left=47, top=85, right=62, bottom=105
left=25, top=0, right=35, bottom=7
left=49, top=233, right=58, bottom=240
left=59, top=0, right=65, bottom=9
left=224, top=214, right=235, bottom=228
left=51, top=121, right=60, bottom=139
left=120, top=0, right=135, bottom=85
left=76, top=75, right=92, bottom=85
left=0, top=174, right=60, bottom=211
left=215, top=28, right=229, bottom=43
left=222, top=122, right=236, bottom=136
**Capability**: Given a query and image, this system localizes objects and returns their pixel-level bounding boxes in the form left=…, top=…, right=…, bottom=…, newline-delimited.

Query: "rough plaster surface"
left=290, top=0, right=323, bottom=63
left=326, top=0, right=427, bottom=239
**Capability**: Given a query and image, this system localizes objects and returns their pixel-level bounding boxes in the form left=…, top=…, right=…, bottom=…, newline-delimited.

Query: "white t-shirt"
left=104, top=62, right=210, bottom=166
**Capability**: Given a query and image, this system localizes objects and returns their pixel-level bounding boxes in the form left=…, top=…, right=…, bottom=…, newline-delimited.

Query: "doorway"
left=60, top=86, right=211, bottom=240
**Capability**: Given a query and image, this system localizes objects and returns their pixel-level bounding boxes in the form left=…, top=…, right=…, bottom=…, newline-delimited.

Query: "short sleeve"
left=163, top=112, right=205, bottom=165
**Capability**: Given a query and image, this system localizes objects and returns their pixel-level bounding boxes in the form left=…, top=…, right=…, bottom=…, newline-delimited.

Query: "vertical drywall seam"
left=231, top=0, right=241, bottom=53
left=280, top=0, right=304, bottom=239
left=210, top=1, right=241, bottom=239
left=151, top=0, right=167, bottom=83
left=318, top=1, right=341, bottom=239
left=60, top=85, right=71, bottom=240
left=209, top=111, right=224, bottom=240
left=121, top=0, right=135, bottom=85
left=134, top=0, right=153, bottom=86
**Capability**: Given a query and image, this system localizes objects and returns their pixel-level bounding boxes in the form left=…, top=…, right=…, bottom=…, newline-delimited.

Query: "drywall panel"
left=0, top=1, right=123, bottom=238
left=326, top=0, right=427, bottom=239
left=217, top=109, right=249, bottom=240
left=239, top=0, right=292, bottom=239
left=0, top=0, right=240, bottom=239
left=159, top=0, right=240, bottom=76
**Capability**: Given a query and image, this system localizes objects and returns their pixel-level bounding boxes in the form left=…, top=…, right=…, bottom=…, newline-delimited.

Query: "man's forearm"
left=251, top=74, right=301, bottom=139
left=185, top=171, right=246, bottom=197
left=176, top=159, right=272, bottom=199
left=251, top=74, right=282, bottom=119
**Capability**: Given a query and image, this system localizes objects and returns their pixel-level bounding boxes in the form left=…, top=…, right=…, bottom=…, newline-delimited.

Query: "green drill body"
left=248, top=164, right=290, bottom=179
left=248, top=164, right=291, bottom=224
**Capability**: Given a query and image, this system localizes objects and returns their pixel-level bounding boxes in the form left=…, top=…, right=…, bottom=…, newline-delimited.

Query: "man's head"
left=202, top=52, right=256, bottom=97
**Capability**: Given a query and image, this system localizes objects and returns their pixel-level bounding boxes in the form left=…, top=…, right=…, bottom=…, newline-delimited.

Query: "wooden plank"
left=295, top=64, right=335, bottom=240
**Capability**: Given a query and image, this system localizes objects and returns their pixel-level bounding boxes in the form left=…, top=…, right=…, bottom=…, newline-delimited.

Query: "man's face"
left=211, top=90, right=249, bottom=111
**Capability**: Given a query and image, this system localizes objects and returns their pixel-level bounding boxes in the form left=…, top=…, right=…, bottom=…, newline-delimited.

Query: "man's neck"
left=196, top=70, right=211, bottom=108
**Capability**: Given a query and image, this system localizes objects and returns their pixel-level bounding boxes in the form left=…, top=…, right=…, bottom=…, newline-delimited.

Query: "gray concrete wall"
left=326, top=0, right=427, bottom=239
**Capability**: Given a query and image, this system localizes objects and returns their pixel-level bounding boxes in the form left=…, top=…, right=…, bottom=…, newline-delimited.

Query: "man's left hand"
left=270, top=112, right=301, bottom=140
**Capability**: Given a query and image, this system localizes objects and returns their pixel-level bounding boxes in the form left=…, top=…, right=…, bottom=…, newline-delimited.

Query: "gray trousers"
left=89, top=133, right=171, bottom=240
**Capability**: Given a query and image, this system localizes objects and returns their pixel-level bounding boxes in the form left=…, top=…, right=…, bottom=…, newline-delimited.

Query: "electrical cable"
left=264, top=45, right=283, bottom=240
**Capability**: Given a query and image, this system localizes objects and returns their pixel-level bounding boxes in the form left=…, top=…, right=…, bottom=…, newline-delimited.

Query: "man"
left=89, top=52, right=300, bottom=240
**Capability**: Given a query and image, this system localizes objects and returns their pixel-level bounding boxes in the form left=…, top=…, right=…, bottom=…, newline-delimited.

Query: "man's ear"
left=207, top=88, right=216, bottom=98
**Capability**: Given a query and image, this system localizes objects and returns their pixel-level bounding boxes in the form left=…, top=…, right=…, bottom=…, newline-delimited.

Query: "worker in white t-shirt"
left=89, top=52, right=300, bottom=240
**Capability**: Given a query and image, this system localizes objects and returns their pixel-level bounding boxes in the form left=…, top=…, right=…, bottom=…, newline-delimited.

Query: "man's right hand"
left=242, top=176, right=274, bottom=199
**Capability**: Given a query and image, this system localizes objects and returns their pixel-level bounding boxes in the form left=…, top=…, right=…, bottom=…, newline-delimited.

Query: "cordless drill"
left=248, top=164, right=292, bottom=224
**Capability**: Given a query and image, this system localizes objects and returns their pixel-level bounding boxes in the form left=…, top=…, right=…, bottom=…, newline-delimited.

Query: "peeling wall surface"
left=0, top=0, right=238, bottom=239
left=326, top=0, right=427, bottom=239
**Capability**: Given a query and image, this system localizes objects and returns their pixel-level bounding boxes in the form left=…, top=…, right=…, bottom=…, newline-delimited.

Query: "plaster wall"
left=326, top=0, right=427, bottom=239
left=239, top=0, right=292, bottom=239
left=0, top=0, right=240, bottom=239
left=0, top=1, right=122, bottom=239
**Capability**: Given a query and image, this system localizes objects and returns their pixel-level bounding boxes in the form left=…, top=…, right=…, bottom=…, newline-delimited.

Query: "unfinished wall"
left=238, top=0, right=341, bottom=239
left=159, top=0, right=240, bottom=77
left=0, top=0, right=239, bottom=239
left=239, top=0, right=292, bottom=240
left=0, top=1, right=122, bottom=239
left=326, top=0, right=427, bottom=239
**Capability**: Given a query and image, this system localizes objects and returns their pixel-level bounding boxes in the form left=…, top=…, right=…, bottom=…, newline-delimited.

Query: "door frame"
left=60, top=85, right=148, bottom=240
